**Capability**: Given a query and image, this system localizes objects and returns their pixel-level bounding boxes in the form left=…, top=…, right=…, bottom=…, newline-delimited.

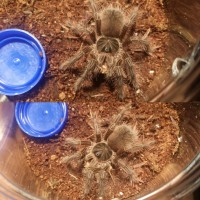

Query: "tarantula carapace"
left=61, top=105, right=153, bottom=198
left=60, top=0, right=152, bottom=100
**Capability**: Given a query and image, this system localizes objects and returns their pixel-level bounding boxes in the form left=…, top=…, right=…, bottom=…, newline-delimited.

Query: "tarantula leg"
left=113, top=65, right=125, bottom=101
left=130, top=29, right=154, bottom=55
left=117, top=160, right=139, bottom=185
left=89, top=111, right=102, bottom=142
left=104, top=104, right=131, bottom=140
left=61, top=149, right=86, bottom=174
left=142, top=28, right=151, bottom=40
left=124, top=54, right=138, bottom=89
left=65, top=137, right=92, bottom=146
left=61, top=22, right=94, bottom=45
left=89, top=0, right=101, bottom=36
left=129, top=139, right=154, bottom=153
left=129, top=6, right=139, bottom=25
left=74, top=59, right=97, bottom=93
left=131, top=39, right=151, bottom=55
left=89, top=0, right=98, bottom=20
left=108, top=170, right=115, bottom=185
left=61, top=151, right=82, bottom=164
left=82, top=168, right=95, bottom=195
left=119, top=24, right=129, bottom=40
left=96, top=18, right=102, bottom=36
left=60, top=46, right=91, bottom=70
left=96, top=170, right=108, bottom=197
left=121, top=6, right=139, bottom=42
left=61, top=151, right=83, bottom=165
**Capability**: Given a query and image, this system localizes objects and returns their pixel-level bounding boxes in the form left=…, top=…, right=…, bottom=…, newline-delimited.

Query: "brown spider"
left=61, top=105, right=153, bottom=198
left=60, top=0, right=153, bottom=100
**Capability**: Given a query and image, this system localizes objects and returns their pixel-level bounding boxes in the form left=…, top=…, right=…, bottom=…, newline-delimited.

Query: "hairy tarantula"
left=61, top=105, right=153, bottom=198
left=60, top=0, right=152, bottom=100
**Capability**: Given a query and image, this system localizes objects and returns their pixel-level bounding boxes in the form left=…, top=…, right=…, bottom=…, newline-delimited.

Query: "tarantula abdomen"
left=107, top=124, right=153, bottom=153
left=107, top=125, right=136, bottom=152
left=100, top=8, right=125, bottom=37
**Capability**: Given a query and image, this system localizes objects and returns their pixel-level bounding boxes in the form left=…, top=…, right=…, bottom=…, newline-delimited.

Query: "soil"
left=0, top=0, right=170, bottom=102
left=23, top=102, right=180, bottom=200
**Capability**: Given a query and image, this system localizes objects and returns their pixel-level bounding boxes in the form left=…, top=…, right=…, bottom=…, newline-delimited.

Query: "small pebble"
left=155, top=124, right=161, bottom=128
left=59, top=92, right=66, bottom=100
left=56, top=39, right=62, bottom=43
left=136, top=89, right=140, bottom=94
left=149, top=70, right=155, bottom=74
left=51, top=155, right=57, bottom=161
left=3, top=19, right=9, bottom=23
left=55, top=28, right=60, bottom=34
left=178, top=136, right=183, bottom=143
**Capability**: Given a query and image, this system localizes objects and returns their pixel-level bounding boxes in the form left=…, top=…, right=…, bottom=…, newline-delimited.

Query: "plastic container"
left=0, top=102, right=200, bottom=200
left=145, top=0, right=200, bottom=102
left=0, top=29, right=47, bottom=96
left=0, top=0, right=200, bottom=199
left=15, top=102, right=68, bottom=138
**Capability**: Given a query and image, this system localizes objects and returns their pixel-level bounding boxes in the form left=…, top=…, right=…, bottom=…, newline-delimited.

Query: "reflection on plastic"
left=149, top=40, right=200, bottom=102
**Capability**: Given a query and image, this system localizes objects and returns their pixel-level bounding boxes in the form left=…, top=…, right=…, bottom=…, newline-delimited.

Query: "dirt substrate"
left=23, top=102, right=180, bottom=200
left=1, top=0, right=170, bottom=102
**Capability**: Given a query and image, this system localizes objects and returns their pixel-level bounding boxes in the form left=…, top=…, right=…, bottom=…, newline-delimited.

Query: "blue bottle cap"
left=15, top=102, right=68, bottom=138
left=0, top=29, right=47, bottom=96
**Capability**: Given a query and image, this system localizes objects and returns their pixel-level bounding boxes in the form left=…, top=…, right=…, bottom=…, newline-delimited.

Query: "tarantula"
left=60, top=0, right=152, bottom=100
left=61, top=105, right=153, bottom=198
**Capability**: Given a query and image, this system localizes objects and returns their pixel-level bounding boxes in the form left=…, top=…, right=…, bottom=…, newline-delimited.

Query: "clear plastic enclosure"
left=0, top=102, right=200, bottom=200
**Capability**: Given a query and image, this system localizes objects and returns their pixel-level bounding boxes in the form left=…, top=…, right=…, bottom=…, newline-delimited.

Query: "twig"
left=69, top=173, right=78, bottom=180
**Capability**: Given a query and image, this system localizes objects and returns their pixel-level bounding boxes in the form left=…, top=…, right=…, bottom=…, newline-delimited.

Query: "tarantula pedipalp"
left=60, top=0, right=152, bottom=100
left=61, top=106, right=153, bottom=198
